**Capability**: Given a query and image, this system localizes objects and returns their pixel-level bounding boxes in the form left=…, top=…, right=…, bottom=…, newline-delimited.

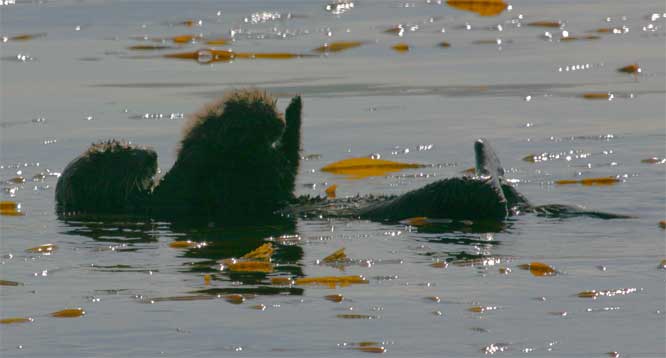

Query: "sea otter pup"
left=55, top=140, right=157, bottom=214
left=151, top=89, right=303, bottom=222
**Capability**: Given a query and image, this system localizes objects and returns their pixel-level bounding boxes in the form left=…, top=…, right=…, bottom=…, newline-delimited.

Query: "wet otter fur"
left=151, top=89, right=302, bottom=221
left=55, top=140, right=157, bottom=214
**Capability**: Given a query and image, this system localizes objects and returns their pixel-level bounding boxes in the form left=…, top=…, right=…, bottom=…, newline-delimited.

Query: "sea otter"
left=55, top=90, right=628, bottom=223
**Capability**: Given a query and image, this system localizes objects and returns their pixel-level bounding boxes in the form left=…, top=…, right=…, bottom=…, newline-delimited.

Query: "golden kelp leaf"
left=203, top=274, right=211, bottom=286
left=294, top=275, right=368, bottom=286
left=171, top=34, right=203, bottom=44
left=0, top=317, right=33, bottom=324
left=241, top=243, right=273, bottom=261
left=405, top=216, right=429, bottom=226
left=51, top=308, right=85, bottom=318
left=0, top=280, right=22, bottom=286
left=518, top=262, right=557, bottom=276
left=270, top=277, right=294, bottom=285
left=356, top=346, right=387, bottom=353
left=618, top=64, right=640, bottom=74
left=321, top=157, right=425, bottom=179
left=8, top=177, right=26, bottom=184
left=641, top=157, right=665, bottom=164
left=313, top=41, right=364, bottom=53
left=468, top=306, right=497, bottom=313
left=169, top=240, right=196, bottom=248
left=128, top=45, right=175, bottom=51
left=322, top=248, right=347, bottom=263
left=180, top=19, right=203, bottom=27
left=205, top=38, right=230, bottom=45
left=555, top=177, right=619, bottom=186
left=431, top=261, right=448, bottom=268
left=577, top=290, right=599, bottom=298
left=163, top=49, right=311, bottom=64
left=6, top=33, right=46, bottom=41
left=26, top=243, right=57, bottom=254
left=226, top=261, right=273, bottom=273
left=336, top=314, right=377, bottom=319
left=526, top=21, right=562, bottom=28
left=446, top=0, right=508, bottom=17
left=561, top=35, right=601, bottom=42
left=224, top=294, right=246, bottom=304
left=324, top=294, right=345, bottom=302
left=251, top=304, right=267, bottom=310
left=659, top=221, right=666, bottom=229
left=391, top=43, right=409, bottom=53
left=325, top=184, right=338, bottom=199
left=0, top=201, right=24, bottom=216
left=438, top=41, right=451, bottom=48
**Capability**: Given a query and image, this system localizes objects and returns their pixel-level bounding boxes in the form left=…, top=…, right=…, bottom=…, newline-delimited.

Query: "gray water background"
left=1, top=0, right=665, bottom=356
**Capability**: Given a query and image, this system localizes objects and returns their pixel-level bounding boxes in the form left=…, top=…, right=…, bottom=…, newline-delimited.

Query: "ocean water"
left=1, top=0, right=665, bottom=356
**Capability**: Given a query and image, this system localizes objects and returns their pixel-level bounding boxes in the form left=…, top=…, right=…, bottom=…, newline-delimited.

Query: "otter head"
left=181, top=89, right=285, bottom=153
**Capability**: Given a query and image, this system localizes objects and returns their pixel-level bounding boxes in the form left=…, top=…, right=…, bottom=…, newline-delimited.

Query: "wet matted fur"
left=151, top=89, right=303, bottom=222
left=55, top=140, right=157, bottom=214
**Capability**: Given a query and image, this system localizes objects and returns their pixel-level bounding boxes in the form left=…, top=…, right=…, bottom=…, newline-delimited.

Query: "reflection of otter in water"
left=56, top=90, right=628, bottom=224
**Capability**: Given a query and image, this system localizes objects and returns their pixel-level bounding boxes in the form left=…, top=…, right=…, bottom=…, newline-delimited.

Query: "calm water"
left=1, top=0, right=665, bottom=356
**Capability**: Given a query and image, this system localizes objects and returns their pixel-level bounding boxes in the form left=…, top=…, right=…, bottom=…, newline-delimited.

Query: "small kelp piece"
left=51, top=308, right=85, bottom=318
left=0, top=201, right=24, bottom=216
left=555, top=177, right=619, bottom=186
left=270, top=277, right=294, bottom=285
left=0, top=280, right=22, bottom=286
left=294, top=275, right=368, bottom=287
left=659, top=221, right=666, bottom=229
left=205, top=38, right=230, bottom=45
left=224, top=294, right=246, bottom=304
left=163, top=48, right=312, bottom=64
left=322, top=248, right=348, bottom=263
left=526, top=21, right=562, bottom=28
left=446, top=0, right=508, bottom=17
left=438, top=41, right=451, bottom=48
left=241, top=243, right=274, bottom=261
left=325, top=184, right=338, bottom=198
left=391, top=43, right=409, bottom=53
left=26, top=243, right=58, bottom=255
left=169, top=240, right=207, bottom=249
left=4, top=33, right=46, bottom=42
left=641, top=157, right=665, bottom=164
left=223, top=260, right=273, bottom=273
left=618, top=64, right=641, bottom=74
left=171, top=34, right=203, bottom=44
left=321, top=157, right=425, bottom=179
left=576, top=287, right=638, bottom=299
left=313, top=41, right=364, bottom=53
left=518, top=262, right=557, bottom=276
left=0, top=317, right=34, bottom=324
left=468, top=305, right=498, bottom=313
left=336, top=314, right=377, bottom=319
left=324, top=293, right=345, bottom=302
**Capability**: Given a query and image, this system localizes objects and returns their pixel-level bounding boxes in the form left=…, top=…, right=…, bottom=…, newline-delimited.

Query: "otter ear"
left=285, top=96, right=302, bottom=125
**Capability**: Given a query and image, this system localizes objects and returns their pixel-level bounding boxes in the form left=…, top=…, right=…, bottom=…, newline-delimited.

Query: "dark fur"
left=150, top=89, right=302, bottom=222
left=55, top=140, right=157, bottom=214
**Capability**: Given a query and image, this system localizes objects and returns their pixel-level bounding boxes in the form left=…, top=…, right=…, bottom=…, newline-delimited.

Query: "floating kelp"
left=468, top=305, right=498, bottom=313
left=0, top=280, right=22, bottom=286
left=203, top=274, right=211, bottom=285
left=128, top=45, right=177, bottom=51
left=205, top=38, right=230, bottom=45
left=313, top=41, right=363, bottom=53
left=446, top=0, right=508, bottom=17
left=659, top=221, right=666, bottom=230
left=580, top=92, right=613, bottom=100
left=294, top=275, right=368, bottom=287
left=163, top=49, right=313, bottom=64
left=241, top=243, right=273, bottom=260
left=51, top=308, right=85, bottom=318
left=336, top=314, right=377, bottom=319
left=270, top=277, right=294, bottom=285
left=324, top=294, right=345, bottom=302
left=325, top=184, right=337, bottom=198
left=251, top=304, right=267, bottom=310
left=169, top=240, right=207, bottom=249
left=391, top=43, right=409, bottom=53
left=560, top=34, right=601, bottom=42
left=224, top=294, right=247, bottom=304
left=430, top=261, right=448, bottom=268
left=2, top=33, right=46, bottom=42
left=618, top=64, right=641, bottom=74
left=26, top=243, right=58, bottom=254
left=0, top=201, right=24, bottom=216
left=641, top=157, right=665, bottom=164
left=527, top=21, right=562, bottom=28
left=356, top=346, right=386, bottom=353
left=518, top=262, right=557, bottom=276
left=322, top=248, right=348, bottom=263
left=438, top=41, right=451, bottom=48
left=171, top=34, right=203, bottom=44
left=223, top=260, right=273, bottom=273
left=0, top=317, right=33, bottom=324
left=321, top=157, right=425, bottom=179
left=555, top=177, right=619, bottom=186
